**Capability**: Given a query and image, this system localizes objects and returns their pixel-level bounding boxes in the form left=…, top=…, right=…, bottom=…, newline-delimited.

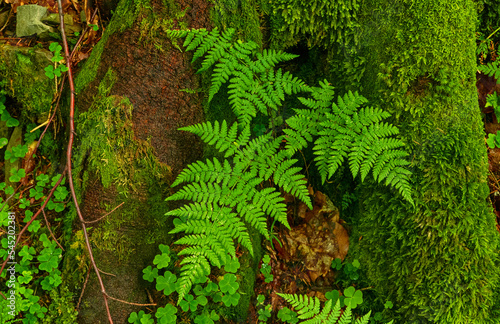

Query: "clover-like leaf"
left=325, top=290, right=340, bottom=302
left=156, top=304, right=177, bottom=324
left=212, top=292, right=223, bottom=303
left=344, top=286, right=363, bottom=309
left=153, top=252, right=171, bottom=269
left=224, top=259, right=240, bottom=273
left=19, top=245, right=36, bottom=262
left=331, top=258, right=342, bottom=270
left=156, top=271, right=177, bottom=295
left=37, top=173, right=49, bottom=184
left=51, top=174, right=64, bottom=186
left=27, top=220, right=41, bottom=233
left=6, top=117, right=19, bottom=127
left=19, top=197, right=30, bottom=209
left=18, top=271, right=33, bottom=284
left=9, top=168, right=25, bottom=183
left=142, top=266, right=159, bottom=282
left=179, top=294, right=199, bottom=312
left=256, top=294, right=265, bottom=304
left=12, top=144, right=28, bottom=158
left=222, top=292, right=240, bottom=307
left=277, top=307, right=298, bottom=323
left=45, top=65, right=55, bottom=79
left=384, top=300, right=394, bottom=309
left=54, top=202, right=65, bottom=212
left=219, top=273, right=239, bottom=295
left=5, top=186, right=14, bottom=195
left=196, top=295, right=208, bottom=306
left=204, top=281, right=218, bottom=294
left=41, top=271, right=62, bottom=290
left=158, top=244, right=170, bottom=254
left=258, top=306, right=272, bottom=321
left=49, top=42, right=62, bottom=52
left=54, top=186, right=69, bottom=201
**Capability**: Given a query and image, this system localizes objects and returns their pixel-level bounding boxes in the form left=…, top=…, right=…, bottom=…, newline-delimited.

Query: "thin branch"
left=57, top=0, right=113, bottom=322
left=42, top=209, right=64, bottom=251
left=83, top=202, right=124, bottom=224
left=70, top=8, right=99, bottom=61
left=77, top=265, right=91, bottom=310
left=105, top=294, right=157, bottom=307
left=98, top=268, right=117, bottom=277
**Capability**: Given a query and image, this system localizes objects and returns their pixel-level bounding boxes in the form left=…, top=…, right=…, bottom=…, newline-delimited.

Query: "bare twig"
left=105, top=294, right=156, bottom=307
left=0, top=8, right=13, bottom=34
left=83, top=202, right=125, bottom=224
left=57, top=0, right=113, bottom=321
left=42, top=209, right=64, bottom=251
left=70, top=8, right=99, bottom=61
left=77, top=265, right=91, bottom=310
left=98, top=268, right=117, bottom=277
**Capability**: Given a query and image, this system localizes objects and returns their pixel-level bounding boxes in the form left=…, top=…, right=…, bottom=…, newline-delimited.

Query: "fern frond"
left=288, top=84, right=413, bottom=202
left=278, top=294, right=321, bottom=319
left=479, top=60, right=500, bottom=79
left=176, top=237, right=227, bottom=268
left=198, top=29, right=235, bottom=72
left=179, top=120, right=244, bottom=157
left=273, top=160, right=311, bottom=208
left=171, top=158, right=232, bottom=187
left=176, top=255, right=210, bottom=301
left=278, top=293, right=375, bottom=324
left=184, top=29, right=209, bottom=52
left=166, top=29, right=190, bottom=39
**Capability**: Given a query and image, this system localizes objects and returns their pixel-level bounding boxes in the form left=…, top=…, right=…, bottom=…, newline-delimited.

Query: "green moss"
left=353, top=0, right=500, bottom=322
left=75, top=0, right=143, bottom=93
left=76, top=68, right=170, bottom=192
left=136, top=0, right=189, bottom=51
left=231, top=226, right=263, bottom=321
left=71, top=67, right=171, bottom=262
left=42, top=285, right=79, bottom=323
left=210, top=0, right=262, bottom=47
left=0, top=45, right=53, bottom=122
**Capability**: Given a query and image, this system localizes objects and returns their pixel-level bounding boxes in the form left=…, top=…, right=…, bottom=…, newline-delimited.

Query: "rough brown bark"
left=73, top=0, right=213, bottom=322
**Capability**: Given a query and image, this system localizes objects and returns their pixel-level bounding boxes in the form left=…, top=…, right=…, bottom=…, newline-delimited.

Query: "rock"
left=16, top=5, right=54, bottom=37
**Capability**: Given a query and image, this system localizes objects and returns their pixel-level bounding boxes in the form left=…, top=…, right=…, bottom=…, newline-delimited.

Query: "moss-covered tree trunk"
left=355, top=0, right=500, bottom=322
left=67, top=0, right=213, bottom=322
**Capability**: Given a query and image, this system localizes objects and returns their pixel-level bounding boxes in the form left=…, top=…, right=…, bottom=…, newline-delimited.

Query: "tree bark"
left=69, top=0, right=212, bottom=322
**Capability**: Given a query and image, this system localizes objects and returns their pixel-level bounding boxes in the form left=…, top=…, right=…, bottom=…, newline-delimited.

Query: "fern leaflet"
left=167, top=27, right=310, bottom=126
left=166, top=121, right=310, bottom=302
left=285, top=82, right=413, bottom=204
left=278, top=293, right=366, bottom=324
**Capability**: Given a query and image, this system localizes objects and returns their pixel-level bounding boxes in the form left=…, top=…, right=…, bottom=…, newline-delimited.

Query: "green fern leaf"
left=278, top=293, right=376, bottom=324
left=288, top=83, right=413, bottom=202
left=184, top=29, right=209, bottom=52
left=176, top=255, right=210, bottom=301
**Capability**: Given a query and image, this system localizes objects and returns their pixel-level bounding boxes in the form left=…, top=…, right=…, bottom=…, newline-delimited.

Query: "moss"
left=210, top=0, right=262, bottom=47
left=76, top=68, right=170, bottom=192
left=72, top=67, right=171, bottom=261
left=75, top=0, right=143, bottom=93
left=42, top=285, right=79, bottom=323
left=231, top=226, right=263, bottom=321
left=354, top=0, right=500, bottom=322
left=0, top=45, right=53, bottom=123
left=136, top=0, right=189, bottom=51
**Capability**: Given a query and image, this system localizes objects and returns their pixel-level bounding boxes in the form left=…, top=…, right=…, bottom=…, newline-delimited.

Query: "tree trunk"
left=355, top=0, right=500, bottom=322
left=68, top=0, right=212, bottom=322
